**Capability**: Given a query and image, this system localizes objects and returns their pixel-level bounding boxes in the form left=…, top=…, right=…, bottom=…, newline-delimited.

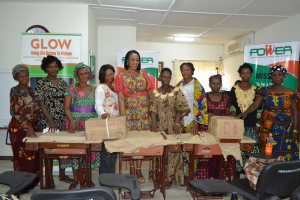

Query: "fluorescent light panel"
left=173, top=36, right=195, bottom=42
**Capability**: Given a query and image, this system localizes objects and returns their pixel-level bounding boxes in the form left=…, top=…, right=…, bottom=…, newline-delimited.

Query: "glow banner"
left=117, top=51, right=159, bottom=89
left=244, top=41, right=300, bottom=91
left=21, top=33, right=81, bottom=78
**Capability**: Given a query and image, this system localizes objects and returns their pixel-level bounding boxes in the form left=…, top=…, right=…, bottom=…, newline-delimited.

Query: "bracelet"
left=256, top=123, right=260, bottom=127
left=174, top=123, right=180, bottom=126
left=293, top=130, right=298, bottom=133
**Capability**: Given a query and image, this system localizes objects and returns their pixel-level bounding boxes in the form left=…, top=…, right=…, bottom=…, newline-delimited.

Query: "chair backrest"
left=30, top=187, right=117, bottom=200
left=290, top=186, right=300, bottom=200
left=0, top=171, right=37, bottom=196
left=256, top=160, right=300, bottom=198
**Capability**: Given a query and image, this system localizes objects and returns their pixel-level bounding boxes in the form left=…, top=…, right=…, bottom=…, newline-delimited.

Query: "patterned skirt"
left=236, top=126, right=259, bottom=172
left=259, top=111, right=299, bottom=161
left=8, top=118, right=40, bottom=188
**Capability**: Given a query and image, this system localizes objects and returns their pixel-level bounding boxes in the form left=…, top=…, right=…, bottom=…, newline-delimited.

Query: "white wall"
left=136, top=42, right=223, bottom=86
left=255, top=13, right=300, bottom=44
left=222, top=13, right=300, bottom=89
left=98, top=26, right=136, bottom=83
left=0, top=3, right=89, bottom=70
left=88, top=7, right=98, bottom=84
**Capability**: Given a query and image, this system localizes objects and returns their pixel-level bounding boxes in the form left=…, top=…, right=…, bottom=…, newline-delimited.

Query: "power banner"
left=244, top=41, right=300, bottom=91
left=21, top=33, right=81, bottom=79
left=117, top=51, right=159, bottom=89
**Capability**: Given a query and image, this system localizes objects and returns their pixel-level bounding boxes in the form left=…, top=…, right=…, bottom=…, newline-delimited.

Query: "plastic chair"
left=290, top=186, right=300, bottom=200
left=189, top=160, right=300, bottom=200
left=31, top=187, right=117, bottom=200
left=99, top=173, right=140, bottom=200
left=0, top=171, right=37, bottom=198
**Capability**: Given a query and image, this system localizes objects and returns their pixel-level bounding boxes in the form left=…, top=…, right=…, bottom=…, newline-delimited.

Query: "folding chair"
left=0, top=171, right=37, bottom=198
left=189, top=160, right=300, bottom=200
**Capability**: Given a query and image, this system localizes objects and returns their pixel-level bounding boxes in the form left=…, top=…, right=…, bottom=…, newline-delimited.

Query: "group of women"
left=9, top=49, right=299, bottom=193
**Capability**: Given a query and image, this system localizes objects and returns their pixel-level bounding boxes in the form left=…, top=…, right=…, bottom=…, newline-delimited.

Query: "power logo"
left=250, top=45, right=293, bottom=57
left=121, top=57, right=154, bottom=64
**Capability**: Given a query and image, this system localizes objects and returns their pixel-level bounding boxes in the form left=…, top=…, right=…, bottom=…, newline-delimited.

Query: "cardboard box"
left=85, top=116, right=127, bottom=140
left=208, top=116, right=244, bottom=139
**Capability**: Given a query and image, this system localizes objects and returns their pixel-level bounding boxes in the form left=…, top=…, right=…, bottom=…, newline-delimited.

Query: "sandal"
left=136, top=168, right=145, bottom=184
left=69, top=181, right=78, bottom=190
left=130, top=165, right=135, bottom=175
left=48, top=182, right=55, bottom=190
left=58, top=175, right=73, bottom=184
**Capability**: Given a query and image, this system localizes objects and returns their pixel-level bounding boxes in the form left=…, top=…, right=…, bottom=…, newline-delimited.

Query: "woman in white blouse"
left=95, top=64, right=119, bottom=174
left=175, top=62, right=208, bottom=184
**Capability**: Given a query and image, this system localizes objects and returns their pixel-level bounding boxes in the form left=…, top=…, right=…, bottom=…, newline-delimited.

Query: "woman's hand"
left=101, top=113, right=110, bottom=119
left=49, top=120, right=57, bottom=132
left=231, top=111, right=237, bottom=117
left=291, top=131, right=298, bottom=145
left=150, top=124, right=158, bottom=132
left=236, top=112, right=248, bottom=120
left=68, top=122, right=78, bottom=134
left=27, top=126, right=37, bottom=138
left=173, top=123, right=181, bottom=135
left=208, top=113, right=214, bottom=124
left=190, top=122, right=199, bottom=135
left=255, top=126, right=260, bottom=134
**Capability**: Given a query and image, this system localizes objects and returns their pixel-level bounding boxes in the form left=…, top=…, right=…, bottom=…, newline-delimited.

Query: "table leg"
left=39, top=148, right=44, bottom=189
left=87, top=145, right=91, bottom=188
left=119, top=153, right=122, bottom=200
left=161, top=148, right=166, bottom=200
left=44, top=153, right=49, bottom=189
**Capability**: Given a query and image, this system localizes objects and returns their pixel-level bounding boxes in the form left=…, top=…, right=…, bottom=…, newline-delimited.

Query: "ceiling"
left=2, top=0, right=300, bottom=45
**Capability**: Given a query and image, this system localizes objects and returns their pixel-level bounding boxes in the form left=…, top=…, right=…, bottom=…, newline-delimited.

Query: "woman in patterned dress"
left=230, top=63, right=260, bottom=173
left=175, top=62, right=208, bottom=183
left=149, top=68, right=190, bottom=188
left=206, top=74, right=231, bottom=179
left=238, top=65, right=299, bottom=161
left=95, top=64, right=119, bottom=174
left=9, top=65, right=40, bottom=192
left=62, top=63, right=100, bottom=189
left=114, top=50, right=153, bottom=184
left=35, top=55, right=70, bottom=189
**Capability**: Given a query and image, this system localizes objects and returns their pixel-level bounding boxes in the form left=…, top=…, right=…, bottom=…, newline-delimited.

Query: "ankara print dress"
left=114, top=69, right=153, bottom=131
left=149, top=87, right=190, bottom=185
left=35, top=78, right=68, bottom=130
left=60, top=84, right=100, bottom=170
left=257, top=87, right=299, bottom=161
left=9, top=86, right=40, bottom=187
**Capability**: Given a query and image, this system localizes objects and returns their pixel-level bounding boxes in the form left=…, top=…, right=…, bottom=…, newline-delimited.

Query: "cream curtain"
left=174, top=61, right=222, bottom=92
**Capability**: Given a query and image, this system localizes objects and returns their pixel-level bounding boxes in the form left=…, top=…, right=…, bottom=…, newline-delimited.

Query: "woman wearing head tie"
left=205, top=74, right=231, bottom=179
left=237, top=65, right=299, bottom=161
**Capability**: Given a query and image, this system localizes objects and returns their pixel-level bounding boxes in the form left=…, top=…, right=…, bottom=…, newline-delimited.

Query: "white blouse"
left=95, top=84, right=119, bottom=117
left=179, top=80, right=195, bottom=127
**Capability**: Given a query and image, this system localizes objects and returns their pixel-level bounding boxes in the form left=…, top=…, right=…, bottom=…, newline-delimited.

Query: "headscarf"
left=209, top=74, right=222, bottom=83
left=269, top=65, right=288, bottom=77
left=12, top=64, right=29, bottom=80
left=74, top=63, right=94, bottom=81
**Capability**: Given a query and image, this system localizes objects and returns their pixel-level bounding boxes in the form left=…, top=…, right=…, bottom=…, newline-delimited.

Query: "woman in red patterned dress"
left=114, top=50, right=153, bottom=183
left=9, top=64, right=40, bottom=192
left=205, top=74, right=231, bottom=179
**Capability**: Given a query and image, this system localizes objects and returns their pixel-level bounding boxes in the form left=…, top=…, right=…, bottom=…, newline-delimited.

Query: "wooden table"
left=25, top=132, right=102, bottom=189
left=187, top=136, right=255, bottom=200
left=118, top=146, right=166, bottom=200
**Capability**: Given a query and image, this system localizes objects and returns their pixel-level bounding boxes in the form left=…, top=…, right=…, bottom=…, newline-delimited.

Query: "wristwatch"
left=292, top=130, right=298, bottom=133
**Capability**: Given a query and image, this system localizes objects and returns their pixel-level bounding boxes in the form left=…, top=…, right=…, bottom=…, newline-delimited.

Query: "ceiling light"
left=173, top=36, right=196, bottom=42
